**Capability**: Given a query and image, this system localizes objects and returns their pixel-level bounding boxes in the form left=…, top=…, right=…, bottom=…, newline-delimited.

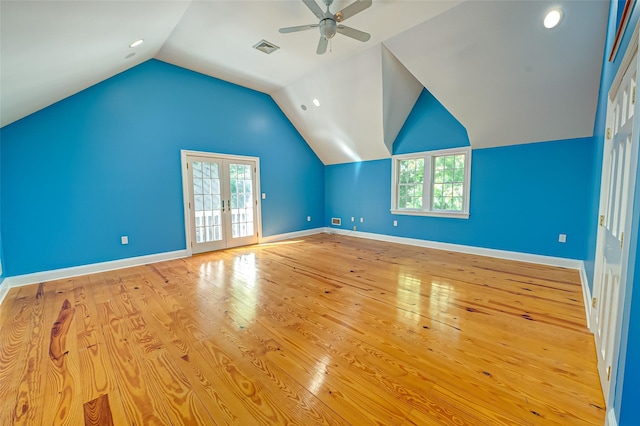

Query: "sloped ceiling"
left=0, top=1, right=609, bottom=164
left=385, top=0, right=609, bottom=149
left=0, top=1, right=191, bottom=128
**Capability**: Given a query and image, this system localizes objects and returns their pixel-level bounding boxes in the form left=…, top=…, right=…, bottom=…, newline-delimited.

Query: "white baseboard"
left=2, top=250, right=188, bottom=291
left=259, top=227, right=325, bottom=244
left=0, top=228, right=589, bottom=317
left=0, top=278, right=9, bottom=309
left=579, top=263, right=594, bottom=332
left=325, top=228, right=584, bottom=269
left=605, top=408, right=618, bottom=426
left=0, top=228, right=324, bottom=307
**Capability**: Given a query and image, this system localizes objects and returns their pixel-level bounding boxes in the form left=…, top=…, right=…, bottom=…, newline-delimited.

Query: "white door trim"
left=591, top=18, right=640, bottom=408
left=180, top=150, right=263, bottom=256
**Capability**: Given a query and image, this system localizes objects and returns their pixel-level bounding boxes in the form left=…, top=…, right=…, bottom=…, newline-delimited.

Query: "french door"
left=182, top=151, right=261, bottom=254
left=592, top=48, right=639, bottom=406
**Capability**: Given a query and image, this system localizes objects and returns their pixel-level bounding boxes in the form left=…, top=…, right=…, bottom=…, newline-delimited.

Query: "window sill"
left=391, top=209, right=470, bottom=219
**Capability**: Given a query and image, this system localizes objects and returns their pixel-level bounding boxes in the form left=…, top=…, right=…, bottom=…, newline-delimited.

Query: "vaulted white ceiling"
left=0, top=0, right=609, bottom=164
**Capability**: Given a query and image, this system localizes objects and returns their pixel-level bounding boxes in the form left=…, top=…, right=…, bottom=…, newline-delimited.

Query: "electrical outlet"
left=307, top=216, right=311, bottom=222
left=351, top=217, right=355, bottom=222
left=353, top=225, right=357, bottom=231
left=121, top=236, right=129, bottom=245
left=393, top=220, right=398, bottom=227
left=558, top=234, right=567, bottom=243
left=360, top=217, right=364, bottom=223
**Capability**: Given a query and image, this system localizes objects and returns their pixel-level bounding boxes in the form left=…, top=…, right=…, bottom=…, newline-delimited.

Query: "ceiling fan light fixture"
left=319, top=18, right=337, bottom=39
left=279, top=0, right=372, bottom=54
left=129, top=39, right=144, bottom=48
left=543, top=9, right=562, bottom=29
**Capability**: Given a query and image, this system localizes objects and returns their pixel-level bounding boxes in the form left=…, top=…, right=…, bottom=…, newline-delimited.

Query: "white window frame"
left=391, top=147, right=471, bottom=219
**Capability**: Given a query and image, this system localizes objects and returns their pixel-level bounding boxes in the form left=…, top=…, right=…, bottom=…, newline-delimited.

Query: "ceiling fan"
left=279, top=0, right=373, bottom=55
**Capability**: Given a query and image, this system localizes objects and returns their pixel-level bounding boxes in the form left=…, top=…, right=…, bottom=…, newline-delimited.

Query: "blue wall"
left=393, top=89, right=470, bottom=155
left=0, top=59, right=324, bottom=276
left=325, top=90, right=593, bottom=260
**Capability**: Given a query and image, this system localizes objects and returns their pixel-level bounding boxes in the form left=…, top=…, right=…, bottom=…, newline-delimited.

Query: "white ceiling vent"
left=253, top=39, right=280, bottom=54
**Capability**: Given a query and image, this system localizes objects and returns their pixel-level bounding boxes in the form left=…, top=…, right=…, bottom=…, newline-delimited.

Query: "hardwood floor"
left=0, top=234, right=605, bottom=425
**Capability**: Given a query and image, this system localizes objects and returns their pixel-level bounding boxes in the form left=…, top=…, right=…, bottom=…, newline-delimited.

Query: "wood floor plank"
left=0, top=284, right=41, bottom=425
left=74, top=278, right=116, bottom=402
left=10, top=283, right=48, bottom=425
left=0, top=234, right=605, bottom=425
left=42, top=279, right=84, bottom=426
left=82, top=394, right=114, bottom=426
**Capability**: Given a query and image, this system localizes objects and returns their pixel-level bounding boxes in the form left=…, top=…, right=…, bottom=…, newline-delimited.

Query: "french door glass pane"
left=193, top=161, right=222, bottom=243
left=230, top=163, right=255, bottom=239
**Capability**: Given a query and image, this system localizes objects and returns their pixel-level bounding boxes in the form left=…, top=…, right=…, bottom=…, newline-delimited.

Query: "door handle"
left=222, top=200, right=224, bottom=212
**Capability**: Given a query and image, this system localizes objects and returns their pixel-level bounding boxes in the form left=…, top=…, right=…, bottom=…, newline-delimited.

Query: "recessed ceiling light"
left=543, top=9, right=562, bottom=29
left=313, top=98, right=320, bottom=107
left=129, top=39, right=144, bottom=48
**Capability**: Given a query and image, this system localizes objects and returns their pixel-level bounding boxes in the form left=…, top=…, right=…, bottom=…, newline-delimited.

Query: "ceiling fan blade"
left=279, top=24, right=319, bottom=34
left=317, top=36, right=328, bottom=54
left=336, top=25, right=371, bottom=42
left=302, top=0, right=325, bottom=20
left=334, top=0, right=372, bottom=22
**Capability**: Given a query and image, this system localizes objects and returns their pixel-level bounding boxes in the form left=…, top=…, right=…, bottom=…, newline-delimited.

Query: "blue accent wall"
left=0, top=59, right=324, bottom=276
left=325, top=90, right=592, bottom=260
left=393, top=89, right=470, bottom=154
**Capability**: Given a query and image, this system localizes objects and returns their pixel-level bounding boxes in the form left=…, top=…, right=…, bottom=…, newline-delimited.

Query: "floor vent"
left=331, top=217, right=341, bottom=226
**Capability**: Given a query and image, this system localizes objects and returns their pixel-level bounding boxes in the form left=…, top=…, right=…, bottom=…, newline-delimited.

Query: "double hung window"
left=391, top=147, right=471, bottom=218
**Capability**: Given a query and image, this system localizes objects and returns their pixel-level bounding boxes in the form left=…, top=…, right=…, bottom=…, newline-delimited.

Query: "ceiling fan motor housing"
left=319, top=18, right=337, bottom=39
